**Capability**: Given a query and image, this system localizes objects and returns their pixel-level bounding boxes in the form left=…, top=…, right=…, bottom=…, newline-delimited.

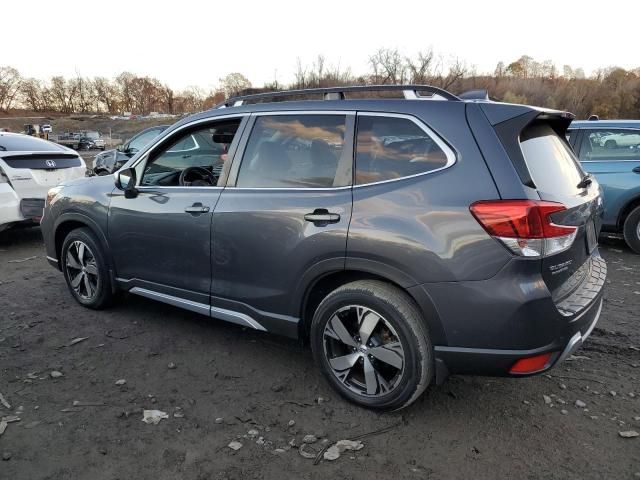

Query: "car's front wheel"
left=623, top=205, right=640, bottom=254
left=61, top=228, right=113, bottom=309
left=310, top=280, right=433, bottom=410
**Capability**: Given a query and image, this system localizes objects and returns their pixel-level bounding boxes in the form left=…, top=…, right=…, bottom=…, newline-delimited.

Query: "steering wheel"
left=179, top=166, right=216, bottom=187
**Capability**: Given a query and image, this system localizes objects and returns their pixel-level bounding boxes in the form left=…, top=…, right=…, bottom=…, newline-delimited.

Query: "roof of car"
left=570, top=119, right=640, bottom=129
left=0, top=132, right=70, bottom=152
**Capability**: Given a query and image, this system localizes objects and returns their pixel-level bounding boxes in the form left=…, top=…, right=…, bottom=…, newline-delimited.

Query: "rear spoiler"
left=481, top=103, right=576, bottom=189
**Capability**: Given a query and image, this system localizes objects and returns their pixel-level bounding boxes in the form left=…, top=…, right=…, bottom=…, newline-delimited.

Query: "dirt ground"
left=0, top=228, right=638, bottom=480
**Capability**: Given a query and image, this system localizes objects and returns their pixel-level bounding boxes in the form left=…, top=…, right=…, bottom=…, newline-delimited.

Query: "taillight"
left=470, top=200, right=577, bottom=258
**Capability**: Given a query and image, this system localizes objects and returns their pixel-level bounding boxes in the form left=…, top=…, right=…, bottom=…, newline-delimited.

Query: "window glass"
left=355, top=115, right=449, bottom=185
left=579, top=129, right=640, bottom=161
left=237, top=115, right=346, bottom=188
left=141, top=120, right=240, bottom=187
left=128, top=128, right=164, bottom=153
left=520, top=123, right=584, bottom=196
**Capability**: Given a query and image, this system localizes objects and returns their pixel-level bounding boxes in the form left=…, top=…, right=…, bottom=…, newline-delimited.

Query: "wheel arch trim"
left=297, top=258, right=448, bottom=346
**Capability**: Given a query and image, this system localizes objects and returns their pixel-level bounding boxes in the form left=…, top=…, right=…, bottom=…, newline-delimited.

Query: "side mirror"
left=115, top=167, right=138, bottom=199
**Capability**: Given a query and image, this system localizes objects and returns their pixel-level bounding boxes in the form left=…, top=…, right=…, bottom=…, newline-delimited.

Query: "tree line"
left=1, top=50, right=639, bottom=119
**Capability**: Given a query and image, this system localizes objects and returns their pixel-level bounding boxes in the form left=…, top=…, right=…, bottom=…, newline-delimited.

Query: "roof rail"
left=216, top=84, right=460, bottom=108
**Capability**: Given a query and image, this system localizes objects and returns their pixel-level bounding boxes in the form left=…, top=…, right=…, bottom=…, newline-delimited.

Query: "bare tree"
left=406, top=49, right=435, bottom=84
left=0, top=67, right=22, bottom=111
left=219, top=73, right=252, bottom=98
left=369, top=48, right=406, bottom=84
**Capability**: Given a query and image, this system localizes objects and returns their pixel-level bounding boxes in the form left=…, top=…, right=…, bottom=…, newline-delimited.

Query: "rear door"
left=211, top=112, right=355, bottom=335
left=576, top=128, right=640, bottom=227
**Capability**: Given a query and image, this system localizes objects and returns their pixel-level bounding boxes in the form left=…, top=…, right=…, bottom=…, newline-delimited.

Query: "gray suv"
left=41, top=85, right=606, bottom=410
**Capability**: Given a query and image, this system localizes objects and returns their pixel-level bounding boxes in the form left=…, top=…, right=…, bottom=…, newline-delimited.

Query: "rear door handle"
left=304, top=209, right=340, bottom=225
left=633, top=166, right=640, bottom=174
left=184, top=202, right=210, bottom=214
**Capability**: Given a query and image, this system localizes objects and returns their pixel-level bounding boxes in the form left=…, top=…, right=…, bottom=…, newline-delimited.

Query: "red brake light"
left=510, top=352, right=553, bottom=374
left=470, top=200, right=578, bottom=257
left=470, top=200, right=574, bottom=238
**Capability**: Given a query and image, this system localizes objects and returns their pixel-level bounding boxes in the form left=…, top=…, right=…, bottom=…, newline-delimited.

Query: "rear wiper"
left=577, top=173, right=592, bottom=189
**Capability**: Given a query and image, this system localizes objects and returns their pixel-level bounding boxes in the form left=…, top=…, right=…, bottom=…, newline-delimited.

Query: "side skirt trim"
left=128, top=287, right=267, bottom=332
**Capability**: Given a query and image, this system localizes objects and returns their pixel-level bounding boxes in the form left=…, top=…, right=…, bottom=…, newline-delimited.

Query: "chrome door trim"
left=128, top=287, right=267, bottom=331
left=130, top=287, right=210, bottom=315
left=210, top=305, right=267, bottom=331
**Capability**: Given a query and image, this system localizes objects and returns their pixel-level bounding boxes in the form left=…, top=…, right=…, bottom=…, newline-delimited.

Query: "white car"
left=597, top=131, right=640, bottom=149
left=0, top=132, right=86, bottom=231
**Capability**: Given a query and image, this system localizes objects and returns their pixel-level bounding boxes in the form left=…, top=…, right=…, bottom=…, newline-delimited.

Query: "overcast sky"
left=3, top=0, right=638, bottom=91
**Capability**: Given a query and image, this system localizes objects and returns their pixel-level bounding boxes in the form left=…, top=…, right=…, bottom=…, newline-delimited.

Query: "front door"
left=109, top=117, right=246, bottom=304
left=211, top=112, right=355, bottom=335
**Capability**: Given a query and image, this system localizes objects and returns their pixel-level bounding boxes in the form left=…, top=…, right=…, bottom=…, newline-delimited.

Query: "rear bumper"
left=433, top=295, right=602, bottom=377
left=0, top=183, right=24, bottom=227
left=423, top=251, right=606, bottom=378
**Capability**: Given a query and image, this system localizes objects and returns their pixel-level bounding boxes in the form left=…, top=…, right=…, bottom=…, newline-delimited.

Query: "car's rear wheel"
left=623, top=205, right=640, bottom=254
left=61, top=228, right=113, bottom=309
left=310, top=280, right=433, bottom=410
left=605, top=139, right=617, bottom=149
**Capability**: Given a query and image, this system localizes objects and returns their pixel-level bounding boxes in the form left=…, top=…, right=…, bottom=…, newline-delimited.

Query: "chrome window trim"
left=252, top=110, right=356, bottom=116
left=136, top=185, right=224, bottom=192
left=227, top=186, right=352, bottom=192
left=580, top=159, right=640, bottom=163
left=572, top=126, right=640, bottom=131
left=353, top=111, right=457, bottom=188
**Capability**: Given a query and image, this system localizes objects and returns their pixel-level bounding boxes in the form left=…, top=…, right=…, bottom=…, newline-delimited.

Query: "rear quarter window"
left=355, top=115, right=451, bottom=185
left=520, top=123, right=584, bottom=196
left=0, top=134, right=66, bottom=152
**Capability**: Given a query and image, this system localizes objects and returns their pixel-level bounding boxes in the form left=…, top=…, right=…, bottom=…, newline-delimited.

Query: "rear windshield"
left=0, top=134, right=66, bottom=152
left=520, top=123, right=584, bottom=196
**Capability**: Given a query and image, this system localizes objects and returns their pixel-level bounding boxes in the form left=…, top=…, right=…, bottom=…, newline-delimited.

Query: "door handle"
left=304, top=209, right=340, bottom=225
left=633, top=166, right=640, bottom=174
left=184, top=202, right=210, bottom=214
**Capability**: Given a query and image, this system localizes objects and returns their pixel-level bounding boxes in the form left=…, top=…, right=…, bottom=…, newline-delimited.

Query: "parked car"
left=567, top=120, right=640, bottom=253
left=81, top=131, right=105, bottom=150
left=92, top=125, right=168, bottom=175
left=41, top=85, right=605, bottom=410
left=0, top=132, right=86, bottom=231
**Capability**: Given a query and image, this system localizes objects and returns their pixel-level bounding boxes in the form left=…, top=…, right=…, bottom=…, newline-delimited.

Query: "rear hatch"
left=475, top=105, right=605, bottom=314
left=0, top=151, right=85, bottom=198
left=518, top=121, right=603, bottom=307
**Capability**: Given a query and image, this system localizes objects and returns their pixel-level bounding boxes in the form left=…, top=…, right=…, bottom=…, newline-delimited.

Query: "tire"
left=605, top=139, right=617, bottom=149
left=95, top=169, right=109, bottom=176
left=310, top=280, right=433, bottom=410
left=623, top=205, right=640, bottom=254
left=61, top=227, right=113, bottom=309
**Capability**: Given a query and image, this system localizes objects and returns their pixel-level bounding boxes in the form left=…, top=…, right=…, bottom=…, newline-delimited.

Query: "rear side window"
left=520, top=123, right=584, bottom=196
left=237, top=115, right=346, bottom=188
left=355, top=115, right=450, bottom=185
left=0, top=134, right=65, bottom=152
left=579, top=129, right=640, bottom=161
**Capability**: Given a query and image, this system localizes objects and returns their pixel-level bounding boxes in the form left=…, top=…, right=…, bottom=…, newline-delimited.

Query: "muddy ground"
left=0, top=228, right=638, bottom=480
